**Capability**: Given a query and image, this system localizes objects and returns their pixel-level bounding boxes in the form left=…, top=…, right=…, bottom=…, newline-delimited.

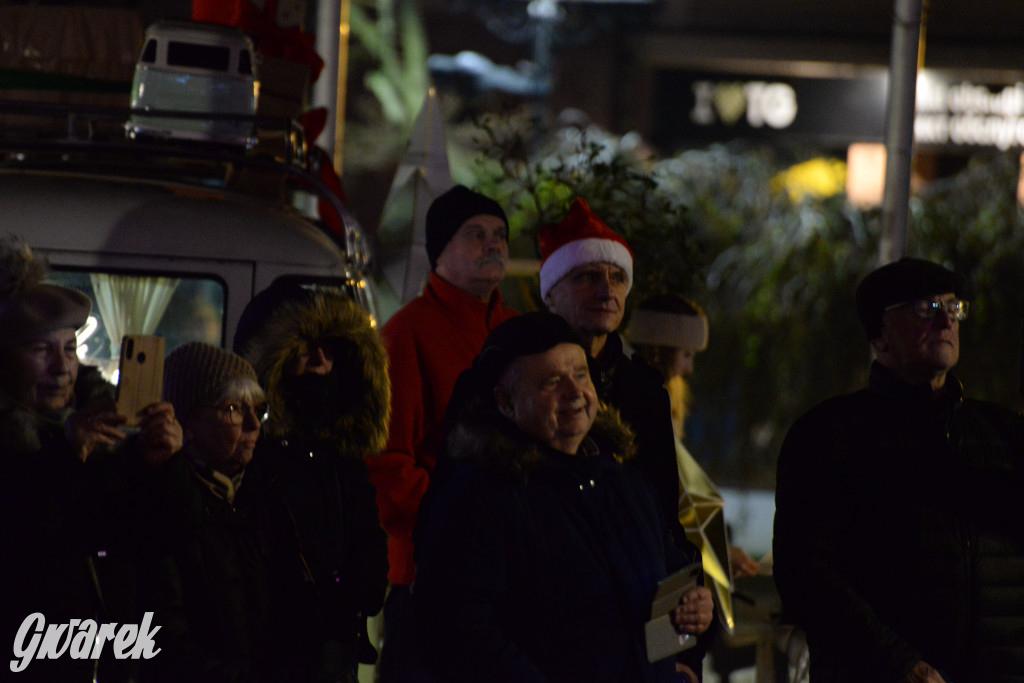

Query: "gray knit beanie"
left=163, top=342, right=258, bottom=423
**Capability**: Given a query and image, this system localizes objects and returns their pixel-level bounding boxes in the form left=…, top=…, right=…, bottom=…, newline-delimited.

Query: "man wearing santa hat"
left=540, top=198, right=687, bottom=549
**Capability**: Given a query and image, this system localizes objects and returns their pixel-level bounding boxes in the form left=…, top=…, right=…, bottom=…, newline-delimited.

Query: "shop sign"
left=654, top=70, right=887, bottom=151
left=656, top=70, right=1024, bottom=152
left=915, top=77, right=1024, bottom=150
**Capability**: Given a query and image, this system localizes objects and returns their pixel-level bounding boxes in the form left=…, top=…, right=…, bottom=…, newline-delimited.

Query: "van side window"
left=49, top=269, right=226, bottom=381
left=239, top=50, right=252, bottom=76
left=140, top=39, right=157, bottom=64
left=167, top=40, right=231, bottom=72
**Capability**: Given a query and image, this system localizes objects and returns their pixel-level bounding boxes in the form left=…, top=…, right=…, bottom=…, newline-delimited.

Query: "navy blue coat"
left=413, top=408, right=701, bottom=682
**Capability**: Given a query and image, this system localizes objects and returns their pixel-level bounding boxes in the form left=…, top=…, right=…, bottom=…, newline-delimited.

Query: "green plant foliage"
left=910, top=152, right=1024, bottom=408
left=470, top=116, right=706, bottom=303
left=349, top=0, right=430, bottom=131
left=659, top=145, right=881, bottom=486
left=461, top=116, right=1024, bottom=489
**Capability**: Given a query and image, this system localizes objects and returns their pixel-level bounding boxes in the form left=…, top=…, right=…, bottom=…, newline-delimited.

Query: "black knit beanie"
left=425, top=185, right=508, bottom=270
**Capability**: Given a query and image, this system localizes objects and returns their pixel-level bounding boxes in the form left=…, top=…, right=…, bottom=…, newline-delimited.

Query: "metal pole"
left=313, top=0, right=350, bottom=176
left=879, top=0, right=925, bottom=264
left=333, top=0, right=351, bottom=176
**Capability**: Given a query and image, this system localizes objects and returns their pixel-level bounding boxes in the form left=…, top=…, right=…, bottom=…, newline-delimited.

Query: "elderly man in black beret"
left=773, top=258, right=1024, bottom=683
left=413, top=312, right=713, bottom=683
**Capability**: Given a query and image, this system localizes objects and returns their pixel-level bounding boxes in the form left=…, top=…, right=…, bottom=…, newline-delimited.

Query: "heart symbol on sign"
left=712, top=83, right=747, bottom=125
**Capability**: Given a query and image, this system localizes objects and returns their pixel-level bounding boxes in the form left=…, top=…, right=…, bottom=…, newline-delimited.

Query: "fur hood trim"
left=239, top=293, right=390, bottom=457
left=0, top=389, right=47, bottom=452
left=446, top=401, right=636, bottom=482
left=0, top=365, right=114, bottom=453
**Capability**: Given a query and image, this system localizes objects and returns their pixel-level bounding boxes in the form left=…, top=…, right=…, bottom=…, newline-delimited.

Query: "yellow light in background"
left=773, top=157, right=847, bottom=203
left=847, top=143, right=887, bottom=208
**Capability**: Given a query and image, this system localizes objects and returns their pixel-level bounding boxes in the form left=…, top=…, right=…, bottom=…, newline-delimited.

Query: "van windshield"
left=49, top=269, right=225, bottom=382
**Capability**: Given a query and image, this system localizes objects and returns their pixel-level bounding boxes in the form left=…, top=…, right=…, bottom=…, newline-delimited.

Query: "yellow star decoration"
left=676, top=440, right=734, bottom=633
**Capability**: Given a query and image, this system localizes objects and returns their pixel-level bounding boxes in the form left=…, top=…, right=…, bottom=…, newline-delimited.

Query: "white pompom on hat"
left=538, top=198, right=633, bottom=300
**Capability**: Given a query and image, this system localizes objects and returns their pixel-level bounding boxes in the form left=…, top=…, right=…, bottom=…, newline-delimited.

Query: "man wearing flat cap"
left=773, top=257, right=1024, bottom=683
left=413, top=312, right=713, bottom=683
left=366, top=185, right=517, bottom=676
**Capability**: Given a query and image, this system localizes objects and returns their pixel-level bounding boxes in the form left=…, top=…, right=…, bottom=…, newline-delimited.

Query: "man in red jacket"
left=368, top=185, right=517, bottom=680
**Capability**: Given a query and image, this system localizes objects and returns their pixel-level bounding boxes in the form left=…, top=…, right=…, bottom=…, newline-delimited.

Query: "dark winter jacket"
left=591, top=333, right=682, bottom=544
left=0, top=366, right=141, bottom=683
left=238, top=291, right=390, bottom=673
left=140, top=456, right=322, bottom=683
left=774, top=361, right=1024, bottom=683
left=413, top=402, right=704, bottom=683
left=593, top=333, right=722, bottom=663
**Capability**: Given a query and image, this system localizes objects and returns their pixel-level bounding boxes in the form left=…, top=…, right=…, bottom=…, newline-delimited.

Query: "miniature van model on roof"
left=127, top=20, right=259, bottom=147
left=1, top=99, right=375, bottom=381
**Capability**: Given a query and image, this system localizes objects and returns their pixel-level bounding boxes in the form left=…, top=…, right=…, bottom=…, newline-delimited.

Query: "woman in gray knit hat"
left=145, top=341, right=330, bottom=683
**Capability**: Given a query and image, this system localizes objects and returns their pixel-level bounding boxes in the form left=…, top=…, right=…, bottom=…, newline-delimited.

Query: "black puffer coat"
left=413, top=403, right=704, bottom=682
left=774, top=362, right=1024, bottom=683
left=238, top=291, right=390, bottom=675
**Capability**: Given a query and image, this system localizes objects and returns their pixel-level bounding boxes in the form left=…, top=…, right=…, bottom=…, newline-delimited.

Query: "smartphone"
left=116, top=335, right=165, bottom=427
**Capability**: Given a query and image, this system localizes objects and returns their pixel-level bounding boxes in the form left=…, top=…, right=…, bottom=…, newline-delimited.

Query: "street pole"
left=313, top=0, right=350, bottom=176
left=879, top=0, right=926, bottom=264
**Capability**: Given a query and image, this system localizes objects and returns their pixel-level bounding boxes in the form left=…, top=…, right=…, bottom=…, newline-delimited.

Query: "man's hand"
left=66, top=405, right=126, bottom=462
left=136, top=402, right=183, bottom=468
left=903, top=661, right=948, bottom=683
left=672, top=586, right=714, bottom=635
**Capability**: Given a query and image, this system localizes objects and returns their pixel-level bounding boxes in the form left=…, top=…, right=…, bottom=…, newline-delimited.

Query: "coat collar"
left=868, top=360, right=964, bottom=414
left=446, top=402, right=637, bottom=483
left=427, top=272, right=507, bottom=328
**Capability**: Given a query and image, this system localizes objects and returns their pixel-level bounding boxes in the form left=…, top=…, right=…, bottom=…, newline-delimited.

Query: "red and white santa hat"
left=538, top=198, right=633, bottom=300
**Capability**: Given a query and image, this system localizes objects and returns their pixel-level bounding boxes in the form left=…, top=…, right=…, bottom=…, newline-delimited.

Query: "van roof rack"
left=0, top=100, right=370, bottom=270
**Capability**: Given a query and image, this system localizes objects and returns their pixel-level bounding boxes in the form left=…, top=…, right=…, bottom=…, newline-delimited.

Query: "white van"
left=2, top=102, right=376, bottom=381
left=126, top=20, right=259, bottom=147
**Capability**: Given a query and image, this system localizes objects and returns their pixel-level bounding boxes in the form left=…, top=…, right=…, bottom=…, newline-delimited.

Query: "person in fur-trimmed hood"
left=233, top=281, right=390, bottom=683
left=412, top=312, right=714, bottom=683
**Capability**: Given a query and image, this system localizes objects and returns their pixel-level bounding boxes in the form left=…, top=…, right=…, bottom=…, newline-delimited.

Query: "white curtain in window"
left=90, top=273, right=180, bottom=354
